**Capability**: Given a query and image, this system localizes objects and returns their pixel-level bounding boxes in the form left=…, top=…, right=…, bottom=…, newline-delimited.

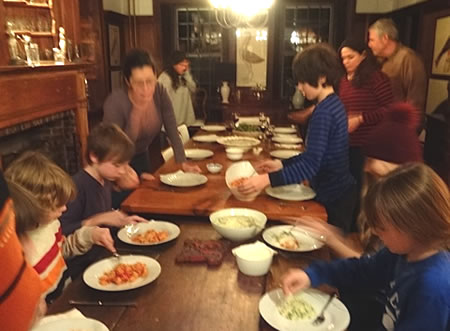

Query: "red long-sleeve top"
left=339, top=70, right=394, bottom=147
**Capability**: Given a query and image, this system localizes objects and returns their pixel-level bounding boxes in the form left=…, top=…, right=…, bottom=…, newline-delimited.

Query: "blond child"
left=281, top=163, right=450, bottom=331
left=5, top=151, right=116, bottom=302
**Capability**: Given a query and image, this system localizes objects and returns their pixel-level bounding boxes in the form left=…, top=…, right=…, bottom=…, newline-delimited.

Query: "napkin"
left=32, top=308, right=86, bottom=329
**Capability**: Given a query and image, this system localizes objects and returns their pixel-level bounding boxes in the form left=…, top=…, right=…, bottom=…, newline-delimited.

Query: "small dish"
left=226, top=147, right=244, bottom=161
left=206, top=163, right=223, bottom=174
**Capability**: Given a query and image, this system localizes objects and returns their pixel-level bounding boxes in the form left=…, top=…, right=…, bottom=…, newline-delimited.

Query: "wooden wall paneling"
left=0, top=2, right=8, bottom=66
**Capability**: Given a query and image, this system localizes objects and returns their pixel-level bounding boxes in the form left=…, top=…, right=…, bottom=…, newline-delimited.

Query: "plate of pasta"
left=83, top=255, right=161, bottom=291
left=259, top=288, right=350, bottom=331
left=262, top=225, right=325, bottom=252
left=118, top=220, right=180, bottom=246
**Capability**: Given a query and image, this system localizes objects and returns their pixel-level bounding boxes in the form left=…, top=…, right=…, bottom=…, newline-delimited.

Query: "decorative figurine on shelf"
left=58, top=26, right=66, bottom=60
left=16, top=34, right=34, bottom=66
left=6, top=22, right=25, bottom=65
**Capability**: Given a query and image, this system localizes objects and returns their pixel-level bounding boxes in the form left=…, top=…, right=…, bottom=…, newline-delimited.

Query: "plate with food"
left=216, top=136, right=260, bottom=150
left=185, top=148, right=214, bottom=160
left=259, top=288, right=350, bottom=331
left=32, top=318, right=109, bottom=331
left=262, top=225, right=324, bottom=252
left=272, top=136, right=303, bottom=144
left=160, top=171, right=208, bottom=187
left=193, top=134, right=218, bottom=143
left=273, top=126, right=297, bottom=134
left=118, top=220, right=180, bottom=246
left=201, top=124, right=226, bottom=132
left=270, top=150, right=301, bottom=159
left=265, top=184, right=316, bottom=201
left=83, top=255, right=161, bottom=291
left=233, top=123, right=262, bottom=137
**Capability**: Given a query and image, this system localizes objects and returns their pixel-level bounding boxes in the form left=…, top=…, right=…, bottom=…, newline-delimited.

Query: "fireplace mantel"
left=0, top=64, right=90, bottom=168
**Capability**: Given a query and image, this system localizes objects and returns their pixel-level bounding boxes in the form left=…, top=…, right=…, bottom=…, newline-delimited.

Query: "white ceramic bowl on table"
left=216, top=136, right=260, bottom=151
left=206, top=162, right=223, bottom=174
left=232, top=241, right=276, bottom=276
left=209, top=208, right=267, bottom=241
left=225, top=161, right=260, bottom=201
left=226, top=147, right=244, bottom=161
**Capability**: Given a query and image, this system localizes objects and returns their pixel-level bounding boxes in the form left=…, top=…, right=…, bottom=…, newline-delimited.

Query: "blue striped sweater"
left=269, top=94, right=354, bottom=203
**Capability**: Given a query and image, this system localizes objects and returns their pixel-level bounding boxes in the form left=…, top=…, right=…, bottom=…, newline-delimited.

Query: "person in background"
left=368, top=18, right=427, bottom=131
left=338, top=37, right=394, bottom=230
left=60, top=123, right=147, bottom=279
left=4, top=151, right=116, bottom=302
left=281, top=162, right=450, bottom=331
left=158, top=51, right=197, bottom=126
left=238, top=44, right=356, bottom=233
left=0, top=171, right=45, bottom=331
left=103, top=49, right=200, bottom=177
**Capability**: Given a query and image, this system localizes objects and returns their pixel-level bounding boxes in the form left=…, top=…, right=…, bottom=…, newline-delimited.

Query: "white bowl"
left=209, top=208, right=267, bottom=241
left=225, top=161, right=260, bottom=201
left=206, top=162, right=223, bottom=174
left=232, top=241, right=276, bottom=276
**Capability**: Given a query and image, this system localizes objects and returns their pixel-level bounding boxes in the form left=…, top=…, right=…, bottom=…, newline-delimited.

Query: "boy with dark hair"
left=60, top=123, right=146, bottom=278
left=239, top=44, right=356, bottom=232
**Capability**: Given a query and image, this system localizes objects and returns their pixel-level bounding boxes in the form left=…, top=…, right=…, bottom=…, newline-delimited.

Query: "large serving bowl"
left=216, top=136, right=260, bottom=151
left=209, top=208, right=267, bottom=242
left=225, top=161, right=260, bottom=201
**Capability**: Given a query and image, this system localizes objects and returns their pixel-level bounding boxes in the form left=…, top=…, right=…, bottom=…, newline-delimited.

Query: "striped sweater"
left=269, top=93, right=354, bottom=204
left=339, top=70, right=394, bottom=147
left=21, top=220, right=94, bottom=301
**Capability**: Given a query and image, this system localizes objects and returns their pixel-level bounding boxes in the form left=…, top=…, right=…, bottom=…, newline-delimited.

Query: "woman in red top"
left=338, top=38, right=394, bottom=230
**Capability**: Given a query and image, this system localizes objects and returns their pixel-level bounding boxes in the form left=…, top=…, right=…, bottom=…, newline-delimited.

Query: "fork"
left=313, top=293, right=337, bottom=325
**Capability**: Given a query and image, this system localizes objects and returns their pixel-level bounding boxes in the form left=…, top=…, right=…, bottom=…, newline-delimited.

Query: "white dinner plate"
left=273, top=126, right=297, bottom=134
left=265, top=184, right=316, bottom=201
left=274, top=143, right=302, bottom=150
left=201, top=124, right=226, bottom=132
left=272, top=136, right=303, bottom=144
left=259, top=288, right=350, bottom=331
left=83, top=255, right=161, bottom=291
left=262, top=225, right=324, bottom=252
left=270, top=150, right=301, bottom=159
left=216, top=136, right=260, bottom=150
left=193, top=134, right=218, bottom=143
left=185, top=148, right=214, bottom=160
left=160, top=171, right=208, bottom=187
left=117, top=220, right=181, bottom=246
left=32, top=318, right=109, bottom=331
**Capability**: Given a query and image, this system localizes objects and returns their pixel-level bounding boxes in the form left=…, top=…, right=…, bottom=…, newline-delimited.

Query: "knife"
left=69, top=300, right=137, bottom=307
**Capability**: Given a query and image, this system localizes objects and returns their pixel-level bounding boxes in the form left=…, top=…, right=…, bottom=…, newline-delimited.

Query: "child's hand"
left=280, top=268, right=311, bottom=295
left=255, top=159, right=283, bottom=173
left=91, top=227, right=116, bottom=253
left=140, top=172, right=156, bottom=181
left=237, top=174, right=270, bottom=195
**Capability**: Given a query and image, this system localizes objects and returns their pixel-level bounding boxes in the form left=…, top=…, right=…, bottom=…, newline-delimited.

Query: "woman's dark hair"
left=123, top=49, right=155, bottom=81
left=164, top=50, right=188, bottom=90
left=292, top=43, right=344, bottom=92
left=338, top=38, right=380, bottom=88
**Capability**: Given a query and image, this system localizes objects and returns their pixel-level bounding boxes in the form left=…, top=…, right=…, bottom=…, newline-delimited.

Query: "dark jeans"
left=323, top=182, right=357, bottom=233
left=339, top=288, right=385, bottom=331
left=349, top=146, right=365, bottom=231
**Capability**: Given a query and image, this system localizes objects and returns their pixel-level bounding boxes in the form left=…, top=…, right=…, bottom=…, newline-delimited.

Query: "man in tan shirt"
left=368, top=18, right=427, bottom=131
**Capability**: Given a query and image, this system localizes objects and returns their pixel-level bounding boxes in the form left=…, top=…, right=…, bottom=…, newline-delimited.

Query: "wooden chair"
left=191, top=87, right=208, bottom=127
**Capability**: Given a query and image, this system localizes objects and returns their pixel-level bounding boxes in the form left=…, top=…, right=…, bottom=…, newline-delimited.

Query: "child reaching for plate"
left=5, top=151, right=117, bottom=303
left=281, top=163, right=450, bottom=331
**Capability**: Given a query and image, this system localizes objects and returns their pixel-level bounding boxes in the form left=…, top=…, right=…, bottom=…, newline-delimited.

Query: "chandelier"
left=209, top=0, right=275, bottom=29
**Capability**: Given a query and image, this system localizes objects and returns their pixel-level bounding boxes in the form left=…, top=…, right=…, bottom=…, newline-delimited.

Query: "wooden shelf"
left=3, top=0, right=51, bottom=9
left=8, top=30, right=53, bottom=36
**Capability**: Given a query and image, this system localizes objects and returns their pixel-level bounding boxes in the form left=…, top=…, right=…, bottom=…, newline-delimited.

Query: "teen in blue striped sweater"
left=239, top=44, right=356, bottom=232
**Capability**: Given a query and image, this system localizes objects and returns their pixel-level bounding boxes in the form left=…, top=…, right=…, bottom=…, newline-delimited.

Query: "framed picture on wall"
left=432, top=15, right=450, bottom=76
left=108, top=24, right=121, bottom=67
left=236, top=28, right=268, bottom=87
left=426, top=78, right=449, bottom=115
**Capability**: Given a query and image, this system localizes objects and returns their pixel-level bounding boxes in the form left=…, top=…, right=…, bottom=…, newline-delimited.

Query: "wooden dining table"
left=47, top=128, right=333, bottom=331
left=121, top=129, right=327, bottom=221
